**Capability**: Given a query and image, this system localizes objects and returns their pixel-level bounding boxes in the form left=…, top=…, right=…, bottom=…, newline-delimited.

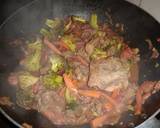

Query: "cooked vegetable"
left=45, top=18, right=62, bottom=29
left=44, top=37, right=63, bottom=56
left=90, top=14, right=98, bottom=29
left=49, top=55, right=64, bottom=72
left=63, top=74, right=77, bottom=91
left=62, top=35, right=76, bottom=52
left=135, top=88, right=142, bottom=115
left=64, top=17, right=72, bottom=32
left=78, top=89, right=117, bottom=109
left=70, top=55, right=89, bottom=66
left=72, top=16, right=86, bottom=23
left=18, top=71, right=38, bottom=89
left=91, top=48, right=107, bottom=59
left=23, top=38, right=42, bottom=71
left=78, top=89, right=102, bottom=98
left=40, top=28, right=52, bottom=38
left=65, top=88, right=77, bottom=109
left=42, top=74, right=63, bottom=89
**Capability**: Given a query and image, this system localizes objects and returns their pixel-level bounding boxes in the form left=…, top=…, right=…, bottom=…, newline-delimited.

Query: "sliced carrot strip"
left=78, top=89, right=117, bottom=109
left=44, top=37, right=63, bottom=56
left=103, top=94, right=117, bottom=108
left=63, top=74, right=77, bottom=91
left=104, top=102, right=113, bottom=111
left=78, top=90, right=102, bottom=98
left=135, top=89, right=143, bottom=115
left=59, top=40, right=69, bottom=50
left=76, top=55, right=89, bottom=66
left=111, top=89, right=120, bottom=99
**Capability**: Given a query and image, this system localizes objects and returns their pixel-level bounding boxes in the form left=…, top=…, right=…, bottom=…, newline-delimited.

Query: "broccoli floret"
left=42, top=73, right=63, bottom=89
left=62, top=35, right=76, bottom=52
left=23, top=38, right=42, bottom=72
left=49, top=55, right=64, bottom=72
left=18, top=71, right=38, bottom=89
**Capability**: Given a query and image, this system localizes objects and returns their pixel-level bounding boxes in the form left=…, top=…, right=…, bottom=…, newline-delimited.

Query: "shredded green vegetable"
left=45, top=18, right=61, bottom=29
left=62, top=35, right=76, bottom=52
left=72, top=16, right=86, bottom=23
left=18, top=71, right=38, bottom=89
left=90, top=14, right=98, bottom=29
left=23, top=38, right=42, bottom=72
left=50, top=55, right=64, bottom=72
left=65, top=88, right=77, bottom=110
left=91, top=48, right=107, bottom=59
left=42, top=74, right=63, bottom=89
left=40, top=28, right=52, bottom=38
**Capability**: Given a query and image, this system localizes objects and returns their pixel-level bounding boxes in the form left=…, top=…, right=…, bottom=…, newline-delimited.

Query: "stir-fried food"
left=7, top=14, right=160, bottom=128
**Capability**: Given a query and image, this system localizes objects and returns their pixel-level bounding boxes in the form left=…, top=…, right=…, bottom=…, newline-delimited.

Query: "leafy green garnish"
left=72, top=16, right=86, bottom=23
left=40, top=28, right=52, bottom=38
left=65, top=88, right=77, bottom=110
left=91, top=48, right=107, bottom=59
left=23, top=38, right=42, bottom=71
left=40, top=18, right=63, bottom=39
left=42, top=74, right=63, bottom=89
left=90, top=14, right=98, bottom=29
left=49, top=55, right=64, bottom=72
left=45, top=18, right=61, bottom=29
left=62, top=35, right=76, bottom=52
left=18, top=71, right=38, bottom=89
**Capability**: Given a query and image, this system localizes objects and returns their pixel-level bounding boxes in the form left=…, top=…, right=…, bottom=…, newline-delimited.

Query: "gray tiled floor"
left=126, top=0, right=160, bottom=23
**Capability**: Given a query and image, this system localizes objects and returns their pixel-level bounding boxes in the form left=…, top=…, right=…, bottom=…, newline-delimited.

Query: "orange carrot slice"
left=63, top=74, right=77, bottom=91
left=78, top=90, right=102, bottom=98
left=76, top=55, right=89, bottom=66
left=135, top=89, right=143, bottom=115
left=44, top=37, right=63, bottom=56
left=104, top=102, right=113, bottom=111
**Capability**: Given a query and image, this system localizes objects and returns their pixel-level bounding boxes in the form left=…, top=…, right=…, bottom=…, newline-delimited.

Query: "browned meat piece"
left=0, top=96, right=13, bottom=106
left=151, top=47, right=159, bottom=59
left=85, top=43, right=95, bottom=56
left=129, top=62, right=139, bottom=84
left=8, top=73, right=18, bottom=86
left=135, top=81, right=160, bottom=115
left=81, top=28, right=96, bottom=43
left=74, top=65, right=89, bottom=88
left=154, top=81, right=160, bottom=91
left=37, top=90, right=95, bottom=125
left=37, top=91, right=66, bottom=124
left=145, top=39, right=153, bottom=50
left=21, top=123, right=32, bottom=128
left=88, top=57, right=130, bottom=92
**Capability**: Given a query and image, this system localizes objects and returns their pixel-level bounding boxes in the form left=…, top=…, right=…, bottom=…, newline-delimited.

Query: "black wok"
left=0, top=0, right=160, bottom=127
